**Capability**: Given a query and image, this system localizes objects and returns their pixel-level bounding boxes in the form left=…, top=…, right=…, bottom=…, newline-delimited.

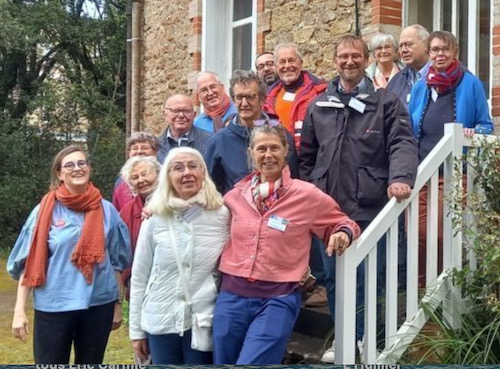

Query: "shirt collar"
left=167, top=128, right=190, bottom=143
left=337, top=76, right=367, bottom=94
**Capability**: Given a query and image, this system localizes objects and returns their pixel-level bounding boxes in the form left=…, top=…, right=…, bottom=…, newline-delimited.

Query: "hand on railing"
left=463, top=128, right=475, bottom=138
left=326, top=231, right=351, bottom=257
left=387, top=182, right=411, bottom=203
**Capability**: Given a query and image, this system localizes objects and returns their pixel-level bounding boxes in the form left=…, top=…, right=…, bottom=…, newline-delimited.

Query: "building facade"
left=133, top=0, right=499, bottom=133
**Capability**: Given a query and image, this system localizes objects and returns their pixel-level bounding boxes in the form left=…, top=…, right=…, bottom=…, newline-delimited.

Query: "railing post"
left=335, top=244, right=357, bottom=364
left=442, top=123, right=464, bottom=329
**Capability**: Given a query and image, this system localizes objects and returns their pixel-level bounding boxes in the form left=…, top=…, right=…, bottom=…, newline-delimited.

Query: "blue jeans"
left=147, top=330, right=212, bottom=364
left=213, top=290, right=301, bottom=364
left=322, top=221, right=386, bottom=341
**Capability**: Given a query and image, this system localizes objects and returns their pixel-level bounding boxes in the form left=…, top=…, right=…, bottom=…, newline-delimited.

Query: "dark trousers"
left=34, top=302, right=114, bottom=364
left=147, top=330, right=212, bottom=365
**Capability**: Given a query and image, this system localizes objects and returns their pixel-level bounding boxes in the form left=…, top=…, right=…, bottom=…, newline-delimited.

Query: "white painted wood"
left=426, top=172, right=439, bottom=286
left=407, top=202, right=419, bottom=320
left=335, top=245, right=357, bottom=364
left=365, top=246, right=377, bottom=364
left=432, top=0, right=442, bottom=30
left=385, top=222, right=398, bottom=349
left=467, top=0, right=478, bottom=75
left=451, top=0, right=458, bottom=35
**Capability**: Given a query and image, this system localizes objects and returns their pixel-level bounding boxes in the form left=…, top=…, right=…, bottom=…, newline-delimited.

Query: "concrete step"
left=293, top=304, right=333, bottom=339
left=284, top=331, right=327, bottom=364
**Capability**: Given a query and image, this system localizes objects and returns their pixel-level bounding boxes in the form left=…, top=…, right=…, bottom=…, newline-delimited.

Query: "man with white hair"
left=193, top=71, right=238, bottom=133
left=387, top=24, right=431, bottom=109
left=263, top=43, right=327, bottom=150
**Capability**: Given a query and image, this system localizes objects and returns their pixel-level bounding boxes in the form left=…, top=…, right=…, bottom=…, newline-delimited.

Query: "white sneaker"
left=321, top=340, right=335, bottom=363
left=357, top=339, right=365, bottom=363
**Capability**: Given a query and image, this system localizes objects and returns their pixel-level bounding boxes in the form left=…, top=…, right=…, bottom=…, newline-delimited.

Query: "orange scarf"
left=23, top=183, right=105, bottom=287
left=206, top=93, right=232, bottom=119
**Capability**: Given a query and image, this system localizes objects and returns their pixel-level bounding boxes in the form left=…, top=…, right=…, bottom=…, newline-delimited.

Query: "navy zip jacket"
left=204, top=115, right=299, bottom=195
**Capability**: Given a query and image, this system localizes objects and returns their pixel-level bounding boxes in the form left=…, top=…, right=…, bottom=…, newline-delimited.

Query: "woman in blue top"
left=7, top=145, right=131, bottom=364
left=408, top=31, right=493, bottom=286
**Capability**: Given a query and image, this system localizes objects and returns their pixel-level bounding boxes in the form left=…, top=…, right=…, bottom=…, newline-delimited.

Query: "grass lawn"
left=0, top=257, right=135, bottom=364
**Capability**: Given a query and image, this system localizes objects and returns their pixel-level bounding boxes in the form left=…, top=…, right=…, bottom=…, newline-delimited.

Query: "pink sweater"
left=219, top=168, right=360, bottom=283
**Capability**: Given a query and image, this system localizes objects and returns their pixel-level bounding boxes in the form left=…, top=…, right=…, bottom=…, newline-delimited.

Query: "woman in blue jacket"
left=409, top=30, right=493, bottom=287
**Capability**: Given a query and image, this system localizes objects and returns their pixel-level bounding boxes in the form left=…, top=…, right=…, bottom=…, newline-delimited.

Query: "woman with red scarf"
left=7, top=146, right=131, bottom=364
left=409, top=31, right=493, bottom=286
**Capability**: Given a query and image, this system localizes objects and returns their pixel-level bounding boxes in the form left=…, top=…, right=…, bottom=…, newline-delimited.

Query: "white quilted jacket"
left=129, top=206, right=229, bottom=340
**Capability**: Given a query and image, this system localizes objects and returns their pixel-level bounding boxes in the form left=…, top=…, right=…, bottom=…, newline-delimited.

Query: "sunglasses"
left=253, top=119, right=281, bottom=127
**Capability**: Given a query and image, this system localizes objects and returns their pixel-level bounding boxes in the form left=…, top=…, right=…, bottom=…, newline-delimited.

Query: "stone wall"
left=141, top=0, right=193, bottom=133
left=262, top=0, right=372, bottom=81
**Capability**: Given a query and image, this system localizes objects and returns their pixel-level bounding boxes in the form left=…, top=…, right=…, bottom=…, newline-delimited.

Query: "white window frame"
left=202, top=0, right=257, bottom=89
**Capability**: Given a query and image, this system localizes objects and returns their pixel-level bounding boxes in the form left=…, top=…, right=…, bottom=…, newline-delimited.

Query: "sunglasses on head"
left=253, top=119, right=281, bottom=127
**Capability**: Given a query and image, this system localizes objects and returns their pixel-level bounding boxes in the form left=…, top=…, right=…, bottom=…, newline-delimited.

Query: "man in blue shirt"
left=193, top=71, right=237, bottom=133
left=387, top=24, right=431, bottom=109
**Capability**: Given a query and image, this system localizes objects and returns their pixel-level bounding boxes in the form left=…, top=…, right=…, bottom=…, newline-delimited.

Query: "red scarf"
left=205, top=93, right=231, bottom=119
left=426, top=60, right=463, bottom=95
left=23, top=183, right=105, bottom=287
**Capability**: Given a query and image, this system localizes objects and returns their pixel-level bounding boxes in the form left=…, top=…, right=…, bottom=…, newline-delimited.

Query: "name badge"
left=316, top=101, right=345, bottom=108
left=267, top=214, right=288, bottom=232
left=294, top=120, right=303, bottom=130
left=181, top=204, right=203, bottom=223
left=431, top=88, right=438, bottom=102
left=55, top=219, right=65, bottom=227
left=348, top=97, right=366, bottom=114
left=406, top=93, right=411, bottom=103
left=283, top=92, right=296, bottom=102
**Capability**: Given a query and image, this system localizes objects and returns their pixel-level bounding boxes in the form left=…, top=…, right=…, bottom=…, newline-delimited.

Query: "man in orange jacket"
left=263, top=43, right=327, bottom=151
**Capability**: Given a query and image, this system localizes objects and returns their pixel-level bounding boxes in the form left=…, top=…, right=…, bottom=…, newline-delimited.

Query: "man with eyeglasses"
left=263, top=43, right=327, bottom=150
left=193, top=71, right=238, bottom=133
left=387, top=24, right=431, bottom=109
left=299, top=35, right=418, bottom=363
left=157, top=94, right=212, bottom=164
left=204, top=70, right=298, bottom=195
left=255, top=52, right=279, bottom=86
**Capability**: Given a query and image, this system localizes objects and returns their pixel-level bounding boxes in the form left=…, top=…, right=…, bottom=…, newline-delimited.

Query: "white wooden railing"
left=334, top=123, right=497, bottom=364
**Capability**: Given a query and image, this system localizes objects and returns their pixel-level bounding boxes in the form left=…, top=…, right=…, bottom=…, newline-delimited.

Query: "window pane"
left=458, top=0, right=468, bottom=67
left=232, top=23, right=252, bottom=71
left=408, top=0, right=433, bottom=32
left=442, top=0, right=452, bottom=31
left=233, top=0, right=252, bottom=21
left=478, top=0, right=490, bottom=97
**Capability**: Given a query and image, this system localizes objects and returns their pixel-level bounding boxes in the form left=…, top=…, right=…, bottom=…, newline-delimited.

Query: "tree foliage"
left=0, top=0, right=128, bottom=249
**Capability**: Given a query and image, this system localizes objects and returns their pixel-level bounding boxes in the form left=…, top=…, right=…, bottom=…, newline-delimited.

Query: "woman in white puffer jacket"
left=129, top=147, right=229, bottom=364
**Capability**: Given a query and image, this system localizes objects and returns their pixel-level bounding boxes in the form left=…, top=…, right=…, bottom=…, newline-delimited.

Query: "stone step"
left=293, top=304, right=333, bottom=339
left=284, top=331, right=327, bottom=364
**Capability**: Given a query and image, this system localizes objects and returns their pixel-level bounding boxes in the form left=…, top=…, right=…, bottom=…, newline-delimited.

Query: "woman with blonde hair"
left=129, top=147, right=229, bottom=364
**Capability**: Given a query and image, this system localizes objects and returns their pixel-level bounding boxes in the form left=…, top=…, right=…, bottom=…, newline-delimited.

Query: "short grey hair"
left=229, top=70, right=267, bottom=101
left=120, top=156, right=161, bottom=188
left=274, top=43, right=303, bottom=63
left=194, top=71, right=222, bottom=91
left=405, top=24, right=430, bottom=43
left=370, top=32, right=399, bottom=54
left=126, top=132, right=160, bottom=153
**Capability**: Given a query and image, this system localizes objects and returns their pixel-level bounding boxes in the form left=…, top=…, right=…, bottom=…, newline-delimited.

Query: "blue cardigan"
left=409, top=72, right=493, bottom=138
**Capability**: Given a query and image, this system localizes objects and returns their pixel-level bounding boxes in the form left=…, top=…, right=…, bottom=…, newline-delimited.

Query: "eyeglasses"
left=429, top=46, right=453, bottom=55
left=169, top=161, right=201, bottom=174
left=399, top=42, right=415, bottom=50
left=197, top=84, right=221, bottom=96
left=130, top=144, right=153, bottom=152
left=256, top=61, right=275, bottom=71
left=254, top=119, right=280, bottom=127
left=61, top=160, right=88, bottom=171
left=234, top=94, right=258, bottom=103
left=374, top=44, right=393, bottom=52
left=336, top=53, right=364, bottom=62
left=166, top=108, right=194, bottom=116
